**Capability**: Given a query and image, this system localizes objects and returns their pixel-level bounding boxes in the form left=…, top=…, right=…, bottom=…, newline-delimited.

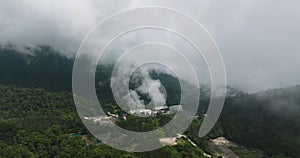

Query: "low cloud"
left=0, top=0, right=300, bottom=92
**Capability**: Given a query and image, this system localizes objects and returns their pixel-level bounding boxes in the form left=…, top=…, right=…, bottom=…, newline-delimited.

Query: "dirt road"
left=209, top=137, right=239, bottom=158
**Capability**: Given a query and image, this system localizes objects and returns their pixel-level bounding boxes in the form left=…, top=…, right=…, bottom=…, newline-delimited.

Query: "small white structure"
left=153, top=106, right=168, bottom=111
left=168, top=105, right=183, bottom=114
left=83, top=116, right=116, bottom=125
left=129, top=109, right=153, bottom=117
left=107, top=111, right=119, bottom=117
left=128, top=105, right=183, bottom=117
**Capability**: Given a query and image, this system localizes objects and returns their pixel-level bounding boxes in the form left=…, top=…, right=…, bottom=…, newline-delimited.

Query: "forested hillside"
left=0, top=85, right=208, bottom=158
left=0, top=45, right=72, bottom=91
left=220, top=86, right=300, bottom=157
left=0, top=45, right=299, bottom=157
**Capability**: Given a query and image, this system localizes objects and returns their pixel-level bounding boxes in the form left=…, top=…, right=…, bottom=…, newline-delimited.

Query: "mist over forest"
left=0, top=1, right=300, bottom=157
left=0, top=45, right=299, bottom=157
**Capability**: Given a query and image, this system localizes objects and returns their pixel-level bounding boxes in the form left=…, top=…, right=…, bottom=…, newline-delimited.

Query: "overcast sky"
left=0, top=0, right=299, bottom=92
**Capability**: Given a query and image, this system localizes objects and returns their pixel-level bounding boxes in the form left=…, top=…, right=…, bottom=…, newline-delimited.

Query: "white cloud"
left=0, top=0, right=300, bottom=91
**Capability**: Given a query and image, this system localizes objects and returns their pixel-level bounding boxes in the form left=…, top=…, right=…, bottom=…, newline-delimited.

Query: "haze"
left=0, top=0, right=299, bottom=92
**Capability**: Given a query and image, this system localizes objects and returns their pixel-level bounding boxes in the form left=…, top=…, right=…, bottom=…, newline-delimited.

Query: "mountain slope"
left=0, top=45, right=73, bottom=91
left=1, top=45, right=299, bottom=157
left=220, top=86, right=300, bottom=157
